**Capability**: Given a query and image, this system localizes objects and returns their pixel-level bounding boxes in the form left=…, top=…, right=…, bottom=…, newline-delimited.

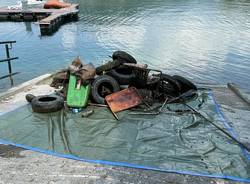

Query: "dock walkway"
left=0, top=4, right=79, bottom=35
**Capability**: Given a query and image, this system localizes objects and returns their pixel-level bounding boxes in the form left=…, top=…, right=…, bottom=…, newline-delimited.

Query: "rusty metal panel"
left=105, top=87, right=142, bottom=113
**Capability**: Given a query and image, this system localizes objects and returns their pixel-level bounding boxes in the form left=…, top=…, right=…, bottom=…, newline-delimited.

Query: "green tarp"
left=0, top=90, right=249, bottom=182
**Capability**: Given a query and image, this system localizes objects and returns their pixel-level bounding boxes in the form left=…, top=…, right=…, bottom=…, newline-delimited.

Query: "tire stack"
left=27, top=51, right=198, bottom=113
left=91, top=51, right=197, bottom=104
left=91, top=51, right=138, bottom=104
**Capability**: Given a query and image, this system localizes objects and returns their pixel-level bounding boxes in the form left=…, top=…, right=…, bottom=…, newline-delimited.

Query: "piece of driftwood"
left=227, top=83, right=250, bottom=107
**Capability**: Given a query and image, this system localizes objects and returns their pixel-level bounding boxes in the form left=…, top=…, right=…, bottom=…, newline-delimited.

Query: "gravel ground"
left=0, top=145, right=239, bottom=184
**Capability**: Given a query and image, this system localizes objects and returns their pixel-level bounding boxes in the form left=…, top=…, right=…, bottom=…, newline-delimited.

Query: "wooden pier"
left=0, top=4, right=79, bottom=35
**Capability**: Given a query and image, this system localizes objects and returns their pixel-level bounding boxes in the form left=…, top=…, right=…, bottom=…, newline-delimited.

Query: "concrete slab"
left=0, top=146, right=239, bottom=184
left=0, top=74, right=54, bottom=116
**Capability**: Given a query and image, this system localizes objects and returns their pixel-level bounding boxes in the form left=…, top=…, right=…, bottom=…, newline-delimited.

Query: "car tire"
left=161, top=74, right=182, bottom=93
left=172, top=75, right=197, bottom=93
left=91, top=75, right=120, bottom=104
left=159, top=82, right=179, bottom=98
left=112, top=51, right=137, bottom=64
left=107, top=66, right=135, bottom=85
left=31, top=95, right=64, bottom=113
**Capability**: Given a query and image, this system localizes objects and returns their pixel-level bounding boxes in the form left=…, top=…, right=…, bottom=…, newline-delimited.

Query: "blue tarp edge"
left=209, top=90, right=250, bottom=161
left=0, top=139, right=249, bottom=183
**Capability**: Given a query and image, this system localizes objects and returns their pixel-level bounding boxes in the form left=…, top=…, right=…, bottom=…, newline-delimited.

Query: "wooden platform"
left=0, top=4, right=79, bottom=35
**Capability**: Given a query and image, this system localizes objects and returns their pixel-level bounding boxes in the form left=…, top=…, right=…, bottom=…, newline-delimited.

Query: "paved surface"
left=0, top=77, right=249, bottom=184
left=0, top=145, right=238, bottom=184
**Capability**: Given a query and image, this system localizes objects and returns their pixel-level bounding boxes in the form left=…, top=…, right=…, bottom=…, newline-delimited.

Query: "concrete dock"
left=0, top=74, right=249, bottom=183
left=0, top=4, right=79, bottom=35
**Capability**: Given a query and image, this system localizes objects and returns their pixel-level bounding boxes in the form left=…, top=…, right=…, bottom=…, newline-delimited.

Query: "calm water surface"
left=0, top=0, right=249, bottom=91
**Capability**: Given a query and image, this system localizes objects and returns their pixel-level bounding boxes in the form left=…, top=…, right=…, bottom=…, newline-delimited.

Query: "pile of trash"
left=26, top=51, right=197, bottom=120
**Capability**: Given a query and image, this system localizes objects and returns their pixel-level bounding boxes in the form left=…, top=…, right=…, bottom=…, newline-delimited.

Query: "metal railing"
left=0, top=41, right=19, bottom=86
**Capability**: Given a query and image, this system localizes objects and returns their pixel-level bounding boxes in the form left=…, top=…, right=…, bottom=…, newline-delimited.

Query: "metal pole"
left=5, top=44, right=14, bottom=86
left=183, top=101, right=250, bottom=152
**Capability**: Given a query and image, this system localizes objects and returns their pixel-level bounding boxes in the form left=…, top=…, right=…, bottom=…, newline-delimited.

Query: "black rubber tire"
left=91, top=75, right=120, bottom=104
left=107, top=66, right=135, bottom=85
left=159, top=82, right=179, bottom=97
left=112, top=51, right=137, bottom=64
left=26, top=94, right=36, bottom=103
left=172, top=75, right=197, bottom=93
left=161, top=74, right=182, bottom=93
left=31, top=95, right=64, bottom=113
left=96, top=59, right=122, bottom=75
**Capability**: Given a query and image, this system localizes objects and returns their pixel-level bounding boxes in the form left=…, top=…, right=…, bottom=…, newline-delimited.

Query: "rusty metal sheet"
left=105, top=87, right=142, bottom=113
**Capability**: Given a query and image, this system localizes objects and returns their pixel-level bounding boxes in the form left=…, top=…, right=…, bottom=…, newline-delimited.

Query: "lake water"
left=0, top=0, right=249, bottom=92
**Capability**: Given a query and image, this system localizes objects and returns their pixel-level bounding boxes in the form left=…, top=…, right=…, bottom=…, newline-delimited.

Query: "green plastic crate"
left=67, top=74, right=90, bottom=108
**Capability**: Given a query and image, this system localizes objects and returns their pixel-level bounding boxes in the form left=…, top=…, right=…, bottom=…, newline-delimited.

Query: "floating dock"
left=0, top=4, right=79, bottom=35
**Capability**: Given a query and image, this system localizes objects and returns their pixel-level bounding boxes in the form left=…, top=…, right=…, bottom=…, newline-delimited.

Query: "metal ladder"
left=0, top=41, right=19, bottom=86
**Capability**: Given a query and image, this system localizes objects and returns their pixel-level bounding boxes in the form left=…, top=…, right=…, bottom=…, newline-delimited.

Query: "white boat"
left=8, top=0, right=67, bottom=10
left=20, top=0, right=47, bottom=9
left=8, top=0, right=46, bottom=9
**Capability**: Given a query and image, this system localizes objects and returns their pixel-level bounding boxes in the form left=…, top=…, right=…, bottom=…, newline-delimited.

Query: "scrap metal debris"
left=29, top=51, right=198, bottom=119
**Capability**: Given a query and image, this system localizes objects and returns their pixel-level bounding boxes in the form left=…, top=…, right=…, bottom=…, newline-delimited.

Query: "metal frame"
left=0, top=41, right=19, bottom=86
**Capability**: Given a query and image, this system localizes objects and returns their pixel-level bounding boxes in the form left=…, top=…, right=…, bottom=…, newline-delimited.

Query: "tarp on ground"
left=0, top=90, right=249, bottom=182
